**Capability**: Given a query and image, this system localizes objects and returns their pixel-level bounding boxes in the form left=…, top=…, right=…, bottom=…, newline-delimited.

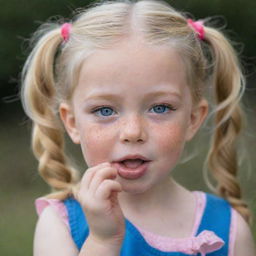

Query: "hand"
left=74, top=162, right=125, bottom=244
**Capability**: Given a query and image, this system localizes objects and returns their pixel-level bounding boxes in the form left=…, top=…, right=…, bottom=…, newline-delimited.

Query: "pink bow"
left=180, top=230, right=224, bottom=255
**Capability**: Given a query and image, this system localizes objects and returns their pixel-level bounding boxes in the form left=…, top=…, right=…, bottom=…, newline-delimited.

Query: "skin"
left=34, top=36, right=256, bottom=255
left=60, top=35, right=209, bottom=241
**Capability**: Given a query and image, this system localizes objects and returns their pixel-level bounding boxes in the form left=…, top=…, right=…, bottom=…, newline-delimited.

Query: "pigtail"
left=203, top=27, right=252, bottom=223
left=21, top=24, right=80, bottom=200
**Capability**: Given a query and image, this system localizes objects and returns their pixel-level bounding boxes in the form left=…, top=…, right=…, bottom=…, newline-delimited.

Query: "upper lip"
left=113, top=154, right=151, bottom=162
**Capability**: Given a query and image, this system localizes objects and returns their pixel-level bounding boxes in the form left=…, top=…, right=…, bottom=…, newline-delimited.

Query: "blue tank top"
left=63, top=192, right=231, bottom=255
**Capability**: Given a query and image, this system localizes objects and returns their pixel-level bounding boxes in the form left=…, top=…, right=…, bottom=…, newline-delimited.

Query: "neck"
left=118, top=177, right=187, bottom=218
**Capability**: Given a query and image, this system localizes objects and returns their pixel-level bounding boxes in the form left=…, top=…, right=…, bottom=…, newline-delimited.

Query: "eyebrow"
left=85, top=91, right=181, bottom=101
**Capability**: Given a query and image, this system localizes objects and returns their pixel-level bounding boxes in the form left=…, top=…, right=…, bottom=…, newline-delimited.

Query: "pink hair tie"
left=187, top=19, right=205, bottom=40
left=61, top=23, right=72, bottom=42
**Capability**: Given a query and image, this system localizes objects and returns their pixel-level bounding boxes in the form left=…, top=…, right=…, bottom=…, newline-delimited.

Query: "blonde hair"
left=21, top=0, right=252, bottom=223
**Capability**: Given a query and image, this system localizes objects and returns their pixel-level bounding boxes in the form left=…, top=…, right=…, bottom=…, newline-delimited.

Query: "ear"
left=59, top=102, right=80, bottom=144
left=185, top=98, right=208, bottom=141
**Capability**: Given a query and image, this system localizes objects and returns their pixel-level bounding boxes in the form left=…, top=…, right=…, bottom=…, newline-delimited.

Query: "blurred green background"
left=1, top=0, right=256, bottom=255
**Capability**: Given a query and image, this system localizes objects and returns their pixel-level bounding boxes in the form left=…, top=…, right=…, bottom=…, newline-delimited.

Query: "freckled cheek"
left=79, top=125, right=115, bottom=167
left=153, top=124, right=187, bottom=159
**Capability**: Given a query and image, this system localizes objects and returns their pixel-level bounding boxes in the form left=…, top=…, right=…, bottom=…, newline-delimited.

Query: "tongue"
left=122, top=159, right=144, bottom=168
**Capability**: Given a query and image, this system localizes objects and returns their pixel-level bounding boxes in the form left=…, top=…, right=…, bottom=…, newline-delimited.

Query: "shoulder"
left=34, top=205, right=79, bottom=256
left=233, top=210, right=256, bottom=256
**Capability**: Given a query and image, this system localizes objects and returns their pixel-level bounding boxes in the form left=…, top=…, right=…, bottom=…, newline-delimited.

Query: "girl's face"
left=60, top=37, right=208, bottom=194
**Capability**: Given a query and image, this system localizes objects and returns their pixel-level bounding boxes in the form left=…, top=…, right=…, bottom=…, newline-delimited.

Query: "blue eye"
left=151, top=104, right=171, bottom=114
left=91, top=104, right=176, bottom=117
left=92, top=107, right=114, bottom=117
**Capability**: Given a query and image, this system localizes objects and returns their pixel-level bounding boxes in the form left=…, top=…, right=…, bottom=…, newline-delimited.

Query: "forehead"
left=75, top=38, right=188, bottom=97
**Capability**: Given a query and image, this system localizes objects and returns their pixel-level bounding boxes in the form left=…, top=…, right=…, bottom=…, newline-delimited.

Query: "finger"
left=86, top=162, right=113, bottom=189
left=95, top=179, right=122, bottom=200
left=89, top=166, right=118, bottom=193
left=81, top=162, right=111, bottom=190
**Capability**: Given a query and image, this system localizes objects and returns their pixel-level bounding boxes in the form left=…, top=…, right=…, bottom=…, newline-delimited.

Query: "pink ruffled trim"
left=137, top=191, right=207, bottom=252
left=139, top=228, right=224, bottom=254
left=35, top=197, right=70, bottom=230
left=228, top=208, right=237, bottom=256
left=191, top=191, right=206, bottom=236
left=34, top=191, right=226, bottom=255
left=135, top=191, right=224, bottom=254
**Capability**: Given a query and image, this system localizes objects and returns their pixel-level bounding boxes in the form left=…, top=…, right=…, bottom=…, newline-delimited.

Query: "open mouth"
left=120, top=159, right=147, bottom=168
left=113, top=159, right=151, bottom=180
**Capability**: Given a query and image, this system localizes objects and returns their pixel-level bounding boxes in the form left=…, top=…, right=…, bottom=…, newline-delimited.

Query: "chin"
left=119, top=181, right=152, bottom=195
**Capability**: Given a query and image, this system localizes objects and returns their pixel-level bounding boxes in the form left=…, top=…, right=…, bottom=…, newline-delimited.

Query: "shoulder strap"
left=63, top=197, right=89, bottom=250
left=64, top=198, right=192, bottom=255
left=64, top=194, right=231, bottom=255
left=196, top=193, right=232, bottom=256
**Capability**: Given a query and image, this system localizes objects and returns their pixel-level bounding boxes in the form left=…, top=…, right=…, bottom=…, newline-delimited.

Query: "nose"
left=119, top=114, right=147, bottom=144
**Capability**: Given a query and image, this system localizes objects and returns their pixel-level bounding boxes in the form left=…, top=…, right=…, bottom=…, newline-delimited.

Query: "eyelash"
left=90, top=103, right=177, bottom=117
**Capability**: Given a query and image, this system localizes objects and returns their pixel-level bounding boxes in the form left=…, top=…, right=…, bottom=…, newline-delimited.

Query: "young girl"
left=21, top=0, right=255, bottom=255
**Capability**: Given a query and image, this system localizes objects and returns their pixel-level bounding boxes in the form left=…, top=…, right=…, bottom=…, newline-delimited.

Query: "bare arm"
left=33, top=206, right=78, bottom=256
left=234, top=211, right=256, bottom=256
left=34, top=206, right=122, bottom=256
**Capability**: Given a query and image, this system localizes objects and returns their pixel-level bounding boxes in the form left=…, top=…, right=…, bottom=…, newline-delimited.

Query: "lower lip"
left=112, top=161, right=151, bottom=180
